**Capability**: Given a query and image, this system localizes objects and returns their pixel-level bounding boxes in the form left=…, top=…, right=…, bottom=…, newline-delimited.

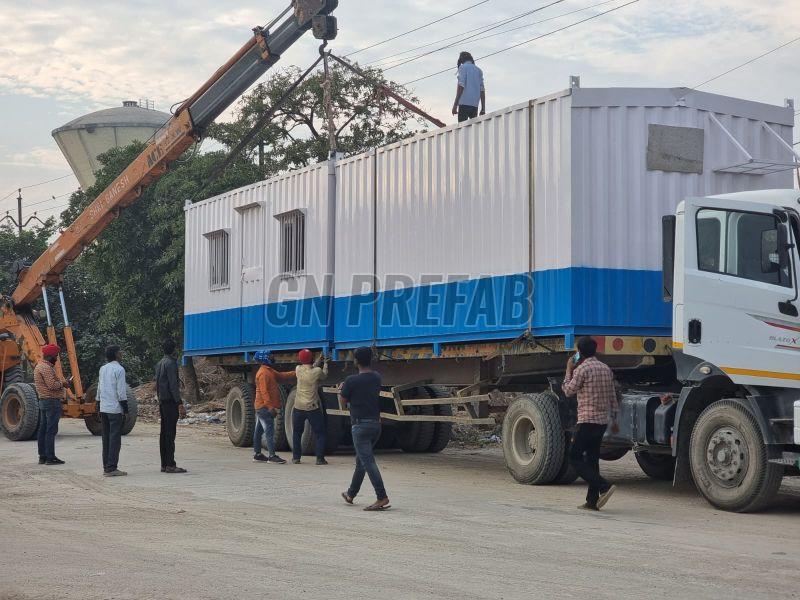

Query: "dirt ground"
left=1, top=421, right=798, bottom=600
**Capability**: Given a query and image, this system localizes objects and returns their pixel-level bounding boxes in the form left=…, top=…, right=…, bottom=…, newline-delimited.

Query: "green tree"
left=208, top=62, right=427, bottom=176
left=0, top=219, right=56, bottom=295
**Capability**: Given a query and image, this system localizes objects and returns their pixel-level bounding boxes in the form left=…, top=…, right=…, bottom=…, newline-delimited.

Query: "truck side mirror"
left=662, top=215, right=676, bottom=302
left=776, top=221, right=791, bottom=275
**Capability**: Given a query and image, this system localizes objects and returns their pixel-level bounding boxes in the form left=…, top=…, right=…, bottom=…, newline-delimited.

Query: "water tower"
left=52, top=101, right=171, bottom=190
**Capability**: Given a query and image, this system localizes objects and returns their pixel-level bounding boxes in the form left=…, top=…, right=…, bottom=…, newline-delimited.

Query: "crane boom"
left=12, top=0, right=338, bottom=308
left=0, top=1, right=338, bottom=425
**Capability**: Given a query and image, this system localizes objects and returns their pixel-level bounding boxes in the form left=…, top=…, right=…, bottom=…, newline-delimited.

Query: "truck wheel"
left=285, top=388, right=341, bottom=456
left=502, top=392, right=565, bottom=485
left=397, top=388, right=436, bottom=453
left=689, top=400, right=783, bottom=512
left=1, top=383, right=39, bottom=441
left=426, top=385, right=453, bottom=453
left=121, top=387, right=138, bottom=436
left=2, top=365, right=24, bottom=387
left=635, top=451, right=675, bottom=481
left=273, top=386, right=290, bottom=451
left=83, top=384, right=102, bottom=436
left=226, top=382, right=256, bottom=447
left=551, top=432, right=579, bottom=485
left=375, top=426, right=397, bottom=449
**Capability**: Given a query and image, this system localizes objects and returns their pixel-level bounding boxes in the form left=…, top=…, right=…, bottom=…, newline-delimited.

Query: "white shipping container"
left=185, top=84, right=796, bottom=357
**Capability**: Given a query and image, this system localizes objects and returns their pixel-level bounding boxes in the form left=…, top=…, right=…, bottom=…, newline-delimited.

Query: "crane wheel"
left=1, top=383, right=40, bottom=441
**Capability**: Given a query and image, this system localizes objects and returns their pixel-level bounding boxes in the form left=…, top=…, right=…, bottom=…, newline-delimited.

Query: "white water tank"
left=52, top=100, right=170, bottom=190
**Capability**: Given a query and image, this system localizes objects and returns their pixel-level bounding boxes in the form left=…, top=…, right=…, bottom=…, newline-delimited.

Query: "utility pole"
left=1, top=189, right=46, bottom=236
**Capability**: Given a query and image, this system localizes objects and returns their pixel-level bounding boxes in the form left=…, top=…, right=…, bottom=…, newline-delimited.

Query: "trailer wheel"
left=1, top=382, right=39, bottom=441
left=121, top=387, right=138, bottom=436
left=285, top=387, right=341, bottom=456
left=226, top=382, right=256, bottom=447
left=426, top=385, right=453, bottom=453
left=397, top=388, right=436, bottom=453
left=551, top=432, right=579, bottom=485
left=599, top=448, right=628, bottom=461
left=635, top=451, right=675, bottom=481
left=272, top=385, right=290, bottom=451
left=83, top=384, right=102, bottom=436
left=502, top=392, right=565, bottom=485
left=689, top=400, right=783, bottom=512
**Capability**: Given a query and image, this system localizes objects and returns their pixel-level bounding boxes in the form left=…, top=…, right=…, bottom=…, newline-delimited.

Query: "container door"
left=682, top=195, right=800, bottom=388
left=239, top=203, right=265, bottom=346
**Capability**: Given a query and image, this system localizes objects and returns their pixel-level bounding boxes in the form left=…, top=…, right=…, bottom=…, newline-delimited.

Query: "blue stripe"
left=184, top=267, right=671, bottom=353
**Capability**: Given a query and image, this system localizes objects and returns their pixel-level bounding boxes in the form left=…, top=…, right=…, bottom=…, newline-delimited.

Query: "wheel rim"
left=230, top=395, right=242, bottom=431
left=511, top=415, right=537, bottom=466
left=705, top=426, right=749, bottom=487
left=2, top=392, right=22, bottom=429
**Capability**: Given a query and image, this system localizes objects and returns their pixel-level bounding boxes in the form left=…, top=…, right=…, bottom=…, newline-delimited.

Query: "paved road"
left=1, top=421, right=798, bottom=600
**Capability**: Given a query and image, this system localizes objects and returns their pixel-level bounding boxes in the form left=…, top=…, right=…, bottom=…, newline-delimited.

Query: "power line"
left=381, top=0, right=622, bottom=73
left=403, top=0, right=640, bottom=85
left=367, top=0, right=571, bottom=67
left=0, top=173, right=75, bottom=204
left=24, top=190, right=76, bottom=209
left=346, top=0, right=492, bottom=57
left=693, top=34, right=800, bottom=89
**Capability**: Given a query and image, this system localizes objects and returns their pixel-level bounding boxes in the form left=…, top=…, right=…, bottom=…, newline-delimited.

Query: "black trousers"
left=458, top=104, right=478, bottom=122
left=101, top=412, right=123, bottom=472
left=160, top=402, right=179, bottom=468
left=568, top=423, right=611, bottom=507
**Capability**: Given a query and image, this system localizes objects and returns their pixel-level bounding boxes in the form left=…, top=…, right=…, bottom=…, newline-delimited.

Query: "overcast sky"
left=0, top=0, right=798, bottom=219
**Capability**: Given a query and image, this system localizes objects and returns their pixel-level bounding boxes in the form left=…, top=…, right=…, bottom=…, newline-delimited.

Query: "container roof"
left=52, top=102, right=170, bottom=134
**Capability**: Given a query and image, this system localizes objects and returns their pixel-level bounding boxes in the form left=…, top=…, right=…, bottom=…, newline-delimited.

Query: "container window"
left=696, top=208, right=790, bottom=287
left=278, top=210, right=305, bottom=276
left=207, top=230, right=230, bottom=291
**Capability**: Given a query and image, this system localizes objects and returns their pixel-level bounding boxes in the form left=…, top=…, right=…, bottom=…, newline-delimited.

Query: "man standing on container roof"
left=563, top=336, right=619, bottom=511
left=452, top=51, right=485, bottom=123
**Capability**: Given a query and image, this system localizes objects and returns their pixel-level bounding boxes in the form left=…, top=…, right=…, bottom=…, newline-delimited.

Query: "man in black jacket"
left=155, top=339, right=187, bottom=473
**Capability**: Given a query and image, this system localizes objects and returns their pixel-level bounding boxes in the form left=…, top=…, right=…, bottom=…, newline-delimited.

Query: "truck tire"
left=2, top=365, right=24, bottom=387
left=635, top=451, right=675, bottom=481
left=285, top=387, right=341, bottom=456
left=226, top=382, right=256, bottom=447
left=121, top=387, right=138, bottom=436
left=502, top=392, right=565, bottom=485
left=272, top=385, right=290, bottom=451
left=689, top=400, right=783, bottom=512
left=375, top=426, right=397, bottom=449
left=425, top=385, right=453, bottom=453
left=397, top=388, right=436, bottom=453
left=83, top=384, right=102, bottom=436
left=551, top=432, right=579, bottom=485
left=1, top=382, right=39, bottom=441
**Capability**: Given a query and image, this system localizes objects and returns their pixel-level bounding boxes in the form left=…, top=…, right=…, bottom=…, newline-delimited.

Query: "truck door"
left=238, top=202, right=266, bottom=346
left=682, top=196, right=800, bottom=388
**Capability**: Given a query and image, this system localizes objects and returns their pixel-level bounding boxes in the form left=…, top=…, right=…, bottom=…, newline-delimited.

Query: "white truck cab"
left=664, top=189, right=800, bottom=511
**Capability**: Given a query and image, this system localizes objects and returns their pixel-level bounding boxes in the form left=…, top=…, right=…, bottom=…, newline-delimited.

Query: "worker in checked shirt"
left=563, top=336, right=619, bottom=511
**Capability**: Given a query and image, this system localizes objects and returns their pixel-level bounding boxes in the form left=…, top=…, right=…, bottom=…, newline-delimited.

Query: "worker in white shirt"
left=452, top=51, right=485, bottom=122
left=97, top=345, right=129, bottom=477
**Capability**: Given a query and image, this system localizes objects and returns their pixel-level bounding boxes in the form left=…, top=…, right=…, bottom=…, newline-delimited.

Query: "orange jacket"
left=255, top=365, right=295, bottom=410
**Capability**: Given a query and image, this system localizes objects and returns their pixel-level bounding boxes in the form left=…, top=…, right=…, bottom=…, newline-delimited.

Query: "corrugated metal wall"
left=373, top=102, right=530, bottom=344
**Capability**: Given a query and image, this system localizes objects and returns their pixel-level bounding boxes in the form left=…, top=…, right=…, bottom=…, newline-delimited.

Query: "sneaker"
left=268, top=455, right=287, bottom=464
left=38, top=457, right=46, bottom=465
left=253, top=453, right=269, bottom=463
left=103, top=469, right=128, bottom=477
left=164, top=466, right=187, bottom=473
left=578, top=503, right=599, bottom=511
left=292, top=458, right=301, bottom=464
left=45, top=457, right=65, bottom=465
left=316, top=458, right=328, bottom=465
left=596, top=485, right=617, bottom=510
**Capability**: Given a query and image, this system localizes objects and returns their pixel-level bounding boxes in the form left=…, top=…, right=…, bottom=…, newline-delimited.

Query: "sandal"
left=341, top=492, right=354, bottom=505
left=363, top=498, right=391, bottom=511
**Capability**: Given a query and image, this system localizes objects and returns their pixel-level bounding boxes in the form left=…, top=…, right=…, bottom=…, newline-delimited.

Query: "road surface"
left=1, top=421, right=798, bottom=600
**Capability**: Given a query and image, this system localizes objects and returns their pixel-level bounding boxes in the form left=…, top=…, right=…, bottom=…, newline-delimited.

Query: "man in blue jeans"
left=339, top=347, right=390, bottom=511
left=34, top=344, right=69, bottom=465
